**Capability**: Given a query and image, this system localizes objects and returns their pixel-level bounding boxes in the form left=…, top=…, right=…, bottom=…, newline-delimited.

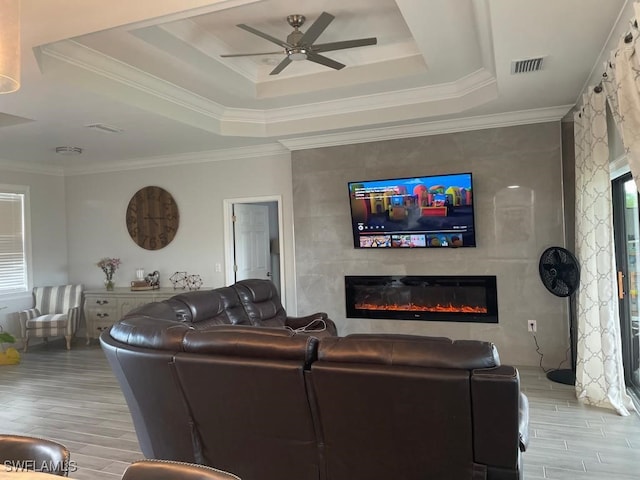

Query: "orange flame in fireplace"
left=355, top=302, right=487, bottom=314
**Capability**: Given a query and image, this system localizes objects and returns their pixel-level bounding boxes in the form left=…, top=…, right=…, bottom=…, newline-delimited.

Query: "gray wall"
left=292, top=122, right=568, bottom=366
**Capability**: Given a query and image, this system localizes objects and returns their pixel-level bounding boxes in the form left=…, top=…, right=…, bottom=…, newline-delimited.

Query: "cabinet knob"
left=96, top=300, right=109, bottom=305
left=97, top=313, right=109, bottom=318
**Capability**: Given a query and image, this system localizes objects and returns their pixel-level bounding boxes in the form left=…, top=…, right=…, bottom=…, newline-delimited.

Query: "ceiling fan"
left=221, top=11, right=377, bottom=75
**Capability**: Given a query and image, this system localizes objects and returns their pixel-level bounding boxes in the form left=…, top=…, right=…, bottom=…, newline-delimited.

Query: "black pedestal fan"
left=538, top=246, right=581, bottom=385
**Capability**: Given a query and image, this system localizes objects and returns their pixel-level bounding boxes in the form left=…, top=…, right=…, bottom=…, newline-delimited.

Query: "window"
left=0, top=185, right=29, bottom=295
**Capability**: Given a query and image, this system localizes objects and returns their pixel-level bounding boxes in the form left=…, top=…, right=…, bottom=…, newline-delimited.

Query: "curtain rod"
left=592, top=20, right=639, bottom=94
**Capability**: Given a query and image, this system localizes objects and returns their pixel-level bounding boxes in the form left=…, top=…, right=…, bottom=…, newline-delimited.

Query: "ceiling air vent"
left=84, top=123, right=124, bottom=134
left=511, top=57, right=544, bottom=74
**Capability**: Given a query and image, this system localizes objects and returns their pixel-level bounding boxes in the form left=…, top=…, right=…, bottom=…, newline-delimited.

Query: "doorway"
left=223, top=196, right=284, bottom=302
left=612, top=173, right=640, bottom=399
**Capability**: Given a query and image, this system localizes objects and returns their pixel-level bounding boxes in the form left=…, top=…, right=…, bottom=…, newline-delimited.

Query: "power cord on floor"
left=532, top=334, right=571, bottom=373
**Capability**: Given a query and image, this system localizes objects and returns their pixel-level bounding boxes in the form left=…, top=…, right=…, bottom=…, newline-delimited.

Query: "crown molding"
left=63, top=143, right=289, bottom=176
left=37, top=39, right=499, bottom=136
left=262, top=69, right=495, bottom=124
left=37, top=40, right=230, bottom=130
left=0, top=159, right=64, bottom=176
left=63, top=105, right=571, bottom=175
left=279, top=105, right=573, bottom=151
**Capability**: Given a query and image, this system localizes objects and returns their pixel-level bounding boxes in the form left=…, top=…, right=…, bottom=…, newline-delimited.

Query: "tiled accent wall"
left=292, top=122, right=569, bottom=366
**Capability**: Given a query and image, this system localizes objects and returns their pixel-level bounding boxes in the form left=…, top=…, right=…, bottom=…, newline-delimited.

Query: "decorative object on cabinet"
left=83, top=288, right=175, bottom=344
left=131, top=267, right=158, bottom=291
left=126, top=186, right=179, bottom=250
left=97, top=257, right=121, bottom=291
left=187, top=274, right=203, bottom=290
left=145, top=270, right=160, bottom=289
left=170, top=271, right=188, bottom=289
left=135, top=268, right=145, bottom=281
left=130, top=280, right=154, bottom=291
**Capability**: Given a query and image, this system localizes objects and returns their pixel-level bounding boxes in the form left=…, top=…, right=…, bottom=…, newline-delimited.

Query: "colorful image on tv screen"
left=348, top=172, right=475, bottom=249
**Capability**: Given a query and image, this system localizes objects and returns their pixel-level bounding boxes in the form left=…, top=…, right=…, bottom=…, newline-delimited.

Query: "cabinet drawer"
left=85, top=306, right=118, bottom=322
left=91, top=321, right=116, bottom=336
left=87, top=297, right=115, bottom=308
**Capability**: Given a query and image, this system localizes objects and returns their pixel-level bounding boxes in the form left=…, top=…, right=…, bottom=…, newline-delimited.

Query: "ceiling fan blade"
left=306, top=52, right=345, bottom=70
left=270, top=56, right=292, bottom=75
left=221, top=51, right=283, bottom=58
left=299, top=12, right=334, bottom=45
left=237, top=24, right=292, bottom=49
left=313, top=37, right=377, bottom=53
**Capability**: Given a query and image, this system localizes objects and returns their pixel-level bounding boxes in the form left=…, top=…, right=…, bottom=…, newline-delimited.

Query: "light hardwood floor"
left=0, top=341, right=639, bottom=479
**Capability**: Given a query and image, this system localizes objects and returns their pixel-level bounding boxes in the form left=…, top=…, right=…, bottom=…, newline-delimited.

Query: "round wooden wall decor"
left=126, top=186, right=179, bottom=250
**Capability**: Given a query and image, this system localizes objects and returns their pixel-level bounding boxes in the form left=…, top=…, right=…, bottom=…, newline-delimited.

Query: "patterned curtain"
left=601, top=13, right=640, bottom=191
left=574, top=90, right=634, bottom=416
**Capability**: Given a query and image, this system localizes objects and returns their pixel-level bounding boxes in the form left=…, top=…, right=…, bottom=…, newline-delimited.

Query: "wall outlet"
left=527, top=319, right=537, bottom=333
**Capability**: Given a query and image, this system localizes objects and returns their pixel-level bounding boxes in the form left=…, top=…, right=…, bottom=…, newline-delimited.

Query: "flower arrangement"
left=97, top=257, right=121, bottom=290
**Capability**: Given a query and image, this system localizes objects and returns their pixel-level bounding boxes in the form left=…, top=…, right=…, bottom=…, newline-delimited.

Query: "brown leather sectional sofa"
left=100, top=279, right=529, bottom=480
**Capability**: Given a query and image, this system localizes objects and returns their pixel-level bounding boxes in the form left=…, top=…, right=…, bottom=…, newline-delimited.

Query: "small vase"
left=105, top=279, right=114, bottom=291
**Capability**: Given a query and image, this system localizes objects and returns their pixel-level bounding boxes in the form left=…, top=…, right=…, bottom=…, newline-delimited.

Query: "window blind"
left=0, top=192, right=27, bottom=294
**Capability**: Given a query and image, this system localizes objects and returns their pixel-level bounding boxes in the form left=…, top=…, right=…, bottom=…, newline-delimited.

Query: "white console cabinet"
left=83, top=288, right=177, bottom=344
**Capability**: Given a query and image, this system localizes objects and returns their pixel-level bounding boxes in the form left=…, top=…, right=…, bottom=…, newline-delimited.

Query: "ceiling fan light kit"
left=221, top=11, right=377, bottom=75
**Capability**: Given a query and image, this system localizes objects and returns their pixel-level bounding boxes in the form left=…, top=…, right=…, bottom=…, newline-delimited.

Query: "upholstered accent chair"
left=18, top=284, right=83, bottom=352
left=0, top=434, right=71, bottom=476
left=122, top=460, right=242, bottom=480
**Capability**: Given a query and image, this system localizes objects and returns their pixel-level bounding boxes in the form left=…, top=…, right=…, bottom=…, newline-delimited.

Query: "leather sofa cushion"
left=171, top=290, right=229, bottom=326
left=183, top=327, right=318, bottom=366
left=310, top=355, right=477, bottom=479
left=318, top=335, right=499, bottom=370
left=217, top=286, right=252, bottom=325
left=234, top=279, right=287, bottom=327
left=110, top=316, right=192, bottom=350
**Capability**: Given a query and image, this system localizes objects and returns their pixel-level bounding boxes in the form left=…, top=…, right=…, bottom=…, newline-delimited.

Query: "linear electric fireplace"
left=345, top=275, right=498, bottom=323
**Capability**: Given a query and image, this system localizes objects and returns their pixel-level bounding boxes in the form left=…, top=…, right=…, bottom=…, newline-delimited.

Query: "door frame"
left=223, top=195, right=285, bottom=306
left=612, top=173, right=639, bottom=392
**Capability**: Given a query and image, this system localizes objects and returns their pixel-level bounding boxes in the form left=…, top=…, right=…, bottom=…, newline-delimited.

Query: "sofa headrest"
left=110, top=316, right=192, bottom=350
left=171, top=290, right=227, bottom=324
left=217, top=286, right=243, bottom=308
left=233, top=279, right=286, bottom=327
left=216, top=287, right=252, bottom=325
left=317, top=335, right=500, bottom=370
left=182, top=326, right=318, bottom=366
left=234, top=279, right=277, bottom=303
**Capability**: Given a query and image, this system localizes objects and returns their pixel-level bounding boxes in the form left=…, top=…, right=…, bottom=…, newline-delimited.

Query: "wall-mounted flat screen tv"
left=348, top=172, right=476, bottom=248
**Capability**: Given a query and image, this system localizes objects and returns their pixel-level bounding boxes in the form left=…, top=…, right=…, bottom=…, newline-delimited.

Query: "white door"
left=233, top=203, right=271, bottom=281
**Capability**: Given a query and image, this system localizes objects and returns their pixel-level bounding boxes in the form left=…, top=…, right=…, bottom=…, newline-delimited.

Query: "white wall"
left=64, top=152, right=298, bottom=311
left=0, top=167, right=68, bottom=342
